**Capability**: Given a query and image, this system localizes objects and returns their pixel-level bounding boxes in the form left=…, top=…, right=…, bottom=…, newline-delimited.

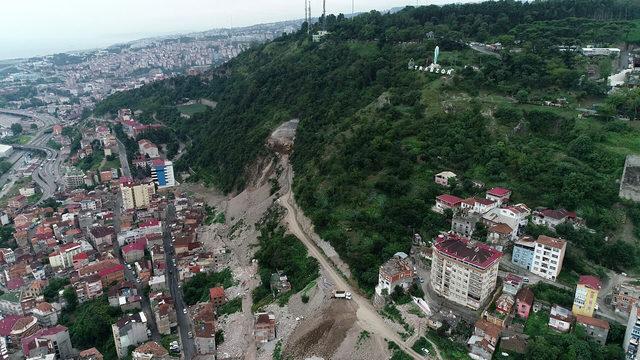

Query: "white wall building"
left=530, top=235, right=566, bottom=281
left=430, top=233, right=502, bottom=310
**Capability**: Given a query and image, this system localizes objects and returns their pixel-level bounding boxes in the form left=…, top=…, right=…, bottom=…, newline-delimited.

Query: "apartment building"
left=572, top=275, right=601, bottom=318
left=150, top=160, right=175, bottom=189
left=626, top=302, right=640, bottom=359
left=530, top=235, right=566, bottom=281
left=430, top=233, right=502, bottom=310
left=48, top=243, right=82, bottom=269
left=120, top=181, right=155, bottom=210
left=112, top=312, right=148, bottom=358
left=613, top=283, right=640, bottom=315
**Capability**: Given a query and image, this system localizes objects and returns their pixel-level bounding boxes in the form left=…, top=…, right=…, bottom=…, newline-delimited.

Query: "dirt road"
left=279, top=159, right=438, bottom=360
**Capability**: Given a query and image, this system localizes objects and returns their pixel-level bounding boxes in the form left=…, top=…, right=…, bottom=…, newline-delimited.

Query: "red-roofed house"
left=434, top=194, right=462, bottom=213
left=8, top=195, right=27, bottom=209
left=122, top=240, right=146, bottom=263
left=254, top=312, right=276, bottom=343
left=516, top=287, right=534, bottom=319
left=89, top=226, right=115, bottom=247
left=209, top=287, right=226, bottom=309
left=21, top=325, right=73, bottom=359
left=6, top=278, right=24, bottom=291
left=73, top=252, right=90, bottom=270
left=13, top=214, right=33, bottom=229
left=532, top=208, right=583, bottom=230
left=531, top=235, right=567, bottom=281
left=98, top=264, right=125, bottom=287
left=10, top=316, right=39, bottom=344
left=0, top=316, right=21, bottom=337
left=575, top=315, right=609, bottom=345
left=486, top=187, right=511, bottom=204
left=472, top=197, right=497, bottom=214
left=31, top=302, right=59, bottom=327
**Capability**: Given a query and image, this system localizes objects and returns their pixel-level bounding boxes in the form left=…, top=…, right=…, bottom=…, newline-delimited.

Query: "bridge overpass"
left=0, top=109, right=58, bottom=128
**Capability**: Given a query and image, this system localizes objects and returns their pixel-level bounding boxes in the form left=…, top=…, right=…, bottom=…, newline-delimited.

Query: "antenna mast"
left=323, top=0, right=326, bottom=30
left=308, top=1, right=311, bottom=34
left=352, top=0, right=355, bottom=15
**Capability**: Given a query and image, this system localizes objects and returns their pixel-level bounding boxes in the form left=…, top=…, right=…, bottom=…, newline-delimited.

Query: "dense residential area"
left=4, top=0, right=640, bottom=359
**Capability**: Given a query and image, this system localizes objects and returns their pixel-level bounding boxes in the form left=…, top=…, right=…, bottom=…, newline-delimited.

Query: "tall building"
left=572, top=275, right=601, bottom=317
left=150, top=160, right=175, bottom=189
left=430, top=233, right=502, bottom=310
left=530, top=235, right=566, bottom=281
left=63, top=167, right=85, bottom=190
left=624, top=302, right=640, bottom=359
left=120, top=181, right=155, bottom=210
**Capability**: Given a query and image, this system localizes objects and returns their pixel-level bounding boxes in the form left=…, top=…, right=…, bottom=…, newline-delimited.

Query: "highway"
left=0, top=109, right=59, bottom=128
left=18, top=138, right=64, bottom=204
left=162, top=203, right=196, bottom=360
left=0, top=109, right=65, bottom=202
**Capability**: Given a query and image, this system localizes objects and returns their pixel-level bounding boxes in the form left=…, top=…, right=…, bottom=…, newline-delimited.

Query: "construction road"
left=278, top=158, right=438, bottom=360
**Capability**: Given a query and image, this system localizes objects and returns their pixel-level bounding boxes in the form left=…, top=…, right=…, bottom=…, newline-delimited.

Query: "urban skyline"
left=0, top=0, right=457, bottom=60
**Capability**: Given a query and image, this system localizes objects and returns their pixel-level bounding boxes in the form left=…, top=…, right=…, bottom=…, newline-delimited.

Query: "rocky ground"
left=184, top=120, right=404, bottom=360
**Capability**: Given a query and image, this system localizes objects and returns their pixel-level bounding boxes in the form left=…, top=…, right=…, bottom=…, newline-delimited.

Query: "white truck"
left=333, top=290, right=352, bottom=300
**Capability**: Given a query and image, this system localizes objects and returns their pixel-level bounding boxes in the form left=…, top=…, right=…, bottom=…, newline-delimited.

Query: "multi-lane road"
left=162, top=204, right=196, bottom=359
left=0, top=109, right=66, bottom=203
left=17, top=137, right=64, bottom=204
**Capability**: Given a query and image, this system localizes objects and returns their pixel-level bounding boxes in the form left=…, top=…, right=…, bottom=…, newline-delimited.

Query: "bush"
left=182, top=268, right=234, bottom=305
left=217, top=297, right=242, bottom=316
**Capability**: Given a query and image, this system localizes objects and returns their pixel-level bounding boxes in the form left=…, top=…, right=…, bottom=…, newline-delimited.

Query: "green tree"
left=63, top=287, right=78, bottom=311
left=10, top=123, right=22, bottom=136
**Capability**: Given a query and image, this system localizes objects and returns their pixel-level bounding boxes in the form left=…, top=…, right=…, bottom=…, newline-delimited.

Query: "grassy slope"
left=94, top=11, right=640, bottom=291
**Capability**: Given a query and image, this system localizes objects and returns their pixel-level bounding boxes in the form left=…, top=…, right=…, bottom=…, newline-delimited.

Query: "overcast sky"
left=0, top=0, right=461, bottom=60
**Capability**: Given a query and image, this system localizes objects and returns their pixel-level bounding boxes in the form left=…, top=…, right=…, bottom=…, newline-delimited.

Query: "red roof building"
left=578, top=275, right=602, bottom=290
left=209, top=287, right=226, bottom=309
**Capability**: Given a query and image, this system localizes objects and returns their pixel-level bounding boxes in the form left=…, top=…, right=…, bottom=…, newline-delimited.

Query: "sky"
left=0, top=0, right=460, bottom=60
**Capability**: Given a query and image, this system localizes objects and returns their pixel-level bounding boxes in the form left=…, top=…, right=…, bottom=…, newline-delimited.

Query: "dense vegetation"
left=252, top=206, right=319, bottom=308
left=182, top=268, right=233, bottom=305
left=43, top=277, right=70, bottom=302
left=59, top=296, right=122, bottom=360
left=522, top=310, right=624, bottom=359
left=95, top=0, right=640, bottom=293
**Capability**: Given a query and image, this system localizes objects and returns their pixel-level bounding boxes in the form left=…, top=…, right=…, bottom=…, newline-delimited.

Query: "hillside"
left=96, top=0, right=640, bottom=291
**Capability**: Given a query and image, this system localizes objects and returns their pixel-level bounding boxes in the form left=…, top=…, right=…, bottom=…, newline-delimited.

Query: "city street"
left=112, top=193, right=162, bottom=342
left=161, top=203, right=196, bottom=360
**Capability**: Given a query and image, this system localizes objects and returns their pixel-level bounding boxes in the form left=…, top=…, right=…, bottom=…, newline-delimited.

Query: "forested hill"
left=96, top=0, right=640, bottom=291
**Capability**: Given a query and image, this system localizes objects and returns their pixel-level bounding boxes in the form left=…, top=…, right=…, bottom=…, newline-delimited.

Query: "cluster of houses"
left=62, top=110, right=175, bottom=191
left=0, top=111, right=236, bottom=359
left=467, top=274, right=611, bottom=359
left=433, top=171, right=585, bottom=281
left=352, top=171, right=636, bottom=358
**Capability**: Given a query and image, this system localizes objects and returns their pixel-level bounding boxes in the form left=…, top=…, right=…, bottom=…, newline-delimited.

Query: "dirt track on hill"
left=278, top=158, right=436, bottom=360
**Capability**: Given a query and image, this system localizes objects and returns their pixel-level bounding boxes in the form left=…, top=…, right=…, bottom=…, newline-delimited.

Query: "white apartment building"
left=530, top=235, right=566, bottom=281
left=430, top=233, right=502, bottom=310
left=48, top=243, right=82, bottom=269
left=112, top=312, right=149, bottom=359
